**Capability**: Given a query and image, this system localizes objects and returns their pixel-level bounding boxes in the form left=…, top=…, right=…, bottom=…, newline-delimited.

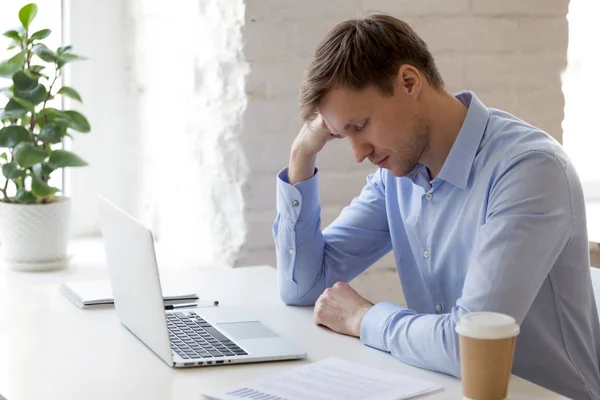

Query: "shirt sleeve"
left=273, top=167, right=392, bottom=306
left=360, top=150, right=574, bottom=377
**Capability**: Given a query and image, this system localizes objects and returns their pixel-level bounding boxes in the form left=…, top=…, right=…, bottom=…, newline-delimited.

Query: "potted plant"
left=0, top=3, right=90, bottom=271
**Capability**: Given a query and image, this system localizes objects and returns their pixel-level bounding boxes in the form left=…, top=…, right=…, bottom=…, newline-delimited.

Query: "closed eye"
left=348, top=119, right=369, bottom=133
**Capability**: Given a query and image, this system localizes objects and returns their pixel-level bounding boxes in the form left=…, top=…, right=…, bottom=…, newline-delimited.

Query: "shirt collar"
left=435, top=90, right=489, bottom=190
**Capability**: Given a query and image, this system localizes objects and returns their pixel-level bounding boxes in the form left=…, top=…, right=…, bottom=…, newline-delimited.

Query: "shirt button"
left=291, top=200, right=300, bottom=207
left=423, top=250, right=430, bottom=259
left=288, top=249, right=295, bottom=255
left=425, top=193, right=432, bottom=201
left=434, top=303, right=442, bottom=313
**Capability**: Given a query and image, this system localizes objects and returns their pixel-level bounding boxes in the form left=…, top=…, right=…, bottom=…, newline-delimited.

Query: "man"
left=272, top=14, right=600, bottom=399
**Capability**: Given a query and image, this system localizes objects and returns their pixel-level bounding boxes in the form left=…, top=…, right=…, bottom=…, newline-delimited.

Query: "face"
left=318, top=66, right=430, bottom=177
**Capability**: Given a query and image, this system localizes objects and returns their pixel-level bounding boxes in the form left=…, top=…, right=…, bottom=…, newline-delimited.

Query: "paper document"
left=202, top=357, right=442, bottom=400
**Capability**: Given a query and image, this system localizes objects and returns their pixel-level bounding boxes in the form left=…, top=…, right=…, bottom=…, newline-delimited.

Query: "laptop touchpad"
left=218, top=321, right=279, bottom=340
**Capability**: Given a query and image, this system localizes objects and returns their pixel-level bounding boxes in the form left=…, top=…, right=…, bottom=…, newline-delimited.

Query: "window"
left=562, top=0, right=600, bottom=200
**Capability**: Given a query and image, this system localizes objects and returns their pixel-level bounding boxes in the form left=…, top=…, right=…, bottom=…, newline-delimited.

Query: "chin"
left=388, top=168, right=408, bottom=177
left=386, top=163, right=417, bottom=177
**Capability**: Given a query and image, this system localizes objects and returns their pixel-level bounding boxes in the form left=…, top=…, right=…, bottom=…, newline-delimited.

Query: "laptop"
left=98, top=196, right=307, bottom=368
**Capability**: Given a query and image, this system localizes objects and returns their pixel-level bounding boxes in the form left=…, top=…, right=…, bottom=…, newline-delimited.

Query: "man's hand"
left=313, top=282, right=373, bottom=337
left=293, top=114, right=343, bottom=157
left=288, top=114, right=344, bottom=184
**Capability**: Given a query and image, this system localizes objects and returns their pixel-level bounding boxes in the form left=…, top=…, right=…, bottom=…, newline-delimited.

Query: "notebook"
left=202, top=357, right=443, bottom=400
left=60, top=279, right=198, bottom=309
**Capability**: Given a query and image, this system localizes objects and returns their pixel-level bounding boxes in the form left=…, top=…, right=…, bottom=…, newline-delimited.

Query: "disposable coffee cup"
left=456, top=312, right=520, bottom=400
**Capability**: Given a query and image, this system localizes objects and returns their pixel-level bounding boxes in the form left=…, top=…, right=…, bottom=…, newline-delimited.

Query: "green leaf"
left=57, top=86, right=82, bottom=102
left=38, top=123, right=64, bottom=144
left=49, top=149, right=88, bottom=168
left=56, top=53, right=87, bottom=68
left=62, top=53, right=86, bottom=61
left=0, top=125, right=31, bottom=148
left=23, top=69, right=40, bottom=79
left=2, top=161, right=26, bottom=179
left=25, top=70, right=47, bottom=79
left=16, top=188, right=36, bottom=203
left=13, top=142, right=47, bottom=168
left=0, top=51, right=26, bottom=78
left=30, top=29, right=51, bottom=40
left=37, top=108, right=91, bottom=132
left=5, top=98, right=27, bottom=111
left=0, top=99, right=29, bottom=119
left=30, top=65, right=45, bottom=73
left=14, top=83, right=47, bottom=107
left=0, top=152, right=7, bottom=161
left=57, top=45, right=72, bottom=55
left=0, top=108, right=26, bottom=120
left=12, top=70, right=37, bottom=89
left=33, top=162, right=55, bottom=178
left=31, top=174, right=58, bottom=198
left=62, top=110, right=90, bottom=132
left=9, top=96, right=34, bottom=111
left=19, top=4, right=38, bottom=31
left=37, top=108, right=70, bottom=129
left=32, top=44, right=57, bottom=63
left=3, top=30, right=22, bottom=41
left=37, top=107, right=62, bottom=119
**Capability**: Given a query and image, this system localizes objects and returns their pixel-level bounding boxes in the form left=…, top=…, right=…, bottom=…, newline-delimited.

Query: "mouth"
left=374, top=156, right=389, bottom=168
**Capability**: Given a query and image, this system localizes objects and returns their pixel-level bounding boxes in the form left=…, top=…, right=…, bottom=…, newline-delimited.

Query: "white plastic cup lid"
left=455, top=312, right=520, bottom=340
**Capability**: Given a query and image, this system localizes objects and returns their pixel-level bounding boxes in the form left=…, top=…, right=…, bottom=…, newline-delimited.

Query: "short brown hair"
left=299, top=14, right=444, bottom=121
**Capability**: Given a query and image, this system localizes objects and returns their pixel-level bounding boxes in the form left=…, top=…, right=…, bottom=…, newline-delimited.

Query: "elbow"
left=441, top=337, right=462, bottom=378
left=279, top=288, right=301, bottom=306
left=445, top=357, right=462, bottom=379
left=393, top=350, right=461, bottom=378
left=279, top=287, right=318, bottom=307
left=278, top=277, right=320, bottom=306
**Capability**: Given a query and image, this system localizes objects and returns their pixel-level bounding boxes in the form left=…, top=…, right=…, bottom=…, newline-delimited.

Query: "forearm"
left=274, top=167, right=328, bottom=306
left=288, top=145, right=317, bottom=185
left=360, top=303, right=462, bottom=377
left=275, top=212, right=328, bottom=306
left=274, top=168, right=392, bottom=306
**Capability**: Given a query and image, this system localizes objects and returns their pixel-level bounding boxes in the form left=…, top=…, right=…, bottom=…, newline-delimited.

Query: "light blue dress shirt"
left=273, top=91, right=600, bottom=399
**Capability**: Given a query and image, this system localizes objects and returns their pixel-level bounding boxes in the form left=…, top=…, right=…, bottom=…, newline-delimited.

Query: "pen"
left=164, top=300, right=219, bottom=310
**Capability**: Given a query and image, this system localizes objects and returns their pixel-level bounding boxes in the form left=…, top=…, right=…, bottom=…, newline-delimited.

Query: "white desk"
left=0, top=255, right=565, bottom=399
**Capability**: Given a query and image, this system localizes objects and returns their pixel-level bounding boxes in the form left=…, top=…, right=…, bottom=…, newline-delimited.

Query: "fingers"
left=313, top=296, right=325, bottom=326
left=332, top=281, right=347, bottom=290
left=314, top=288, right=333, bottom=325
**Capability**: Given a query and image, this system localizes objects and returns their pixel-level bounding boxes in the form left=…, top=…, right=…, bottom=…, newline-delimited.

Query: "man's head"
left=299, top=14, right=444, bottom=176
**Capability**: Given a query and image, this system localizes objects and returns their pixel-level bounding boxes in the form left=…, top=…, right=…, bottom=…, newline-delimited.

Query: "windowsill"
left=0, top=237, right=233, bottom=288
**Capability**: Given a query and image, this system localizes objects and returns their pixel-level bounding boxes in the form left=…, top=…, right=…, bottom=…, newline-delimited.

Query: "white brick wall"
left=241, top=0, right=569, bottom=304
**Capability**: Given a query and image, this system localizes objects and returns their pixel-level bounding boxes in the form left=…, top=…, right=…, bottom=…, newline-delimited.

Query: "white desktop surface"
left=0, top=242, right=565, bottom=400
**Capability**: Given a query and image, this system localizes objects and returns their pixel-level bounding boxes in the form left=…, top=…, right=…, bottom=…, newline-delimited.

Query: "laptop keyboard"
left=166, top=311, right=248, bottom=360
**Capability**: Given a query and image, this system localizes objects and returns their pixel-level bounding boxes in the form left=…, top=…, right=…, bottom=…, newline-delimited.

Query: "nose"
left=348, top=136, right=373, bottom=164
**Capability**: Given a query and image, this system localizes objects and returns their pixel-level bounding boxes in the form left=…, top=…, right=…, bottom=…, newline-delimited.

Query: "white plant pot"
left=0, top=197, right=71, bottom=271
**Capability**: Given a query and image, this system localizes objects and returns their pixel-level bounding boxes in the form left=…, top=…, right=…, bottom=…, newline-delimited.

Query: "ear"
left=395, top=64, right=422, bottom=98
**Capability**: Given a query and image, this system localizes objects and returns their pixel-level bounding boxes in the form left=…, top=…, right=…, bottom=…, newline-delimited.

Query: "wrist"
left=291, top=140, right=317, bottom=160
left=289, top=145, right=317, bottom=185
left=352, top=304, right=373, bottom=337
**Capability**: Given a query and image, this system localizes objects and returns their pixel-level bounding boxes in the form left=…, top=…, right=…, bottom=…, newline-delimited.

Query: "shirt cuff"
left=360, top=302, right=406, bottom=352
left=276, top=167, right=320, bottom=221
